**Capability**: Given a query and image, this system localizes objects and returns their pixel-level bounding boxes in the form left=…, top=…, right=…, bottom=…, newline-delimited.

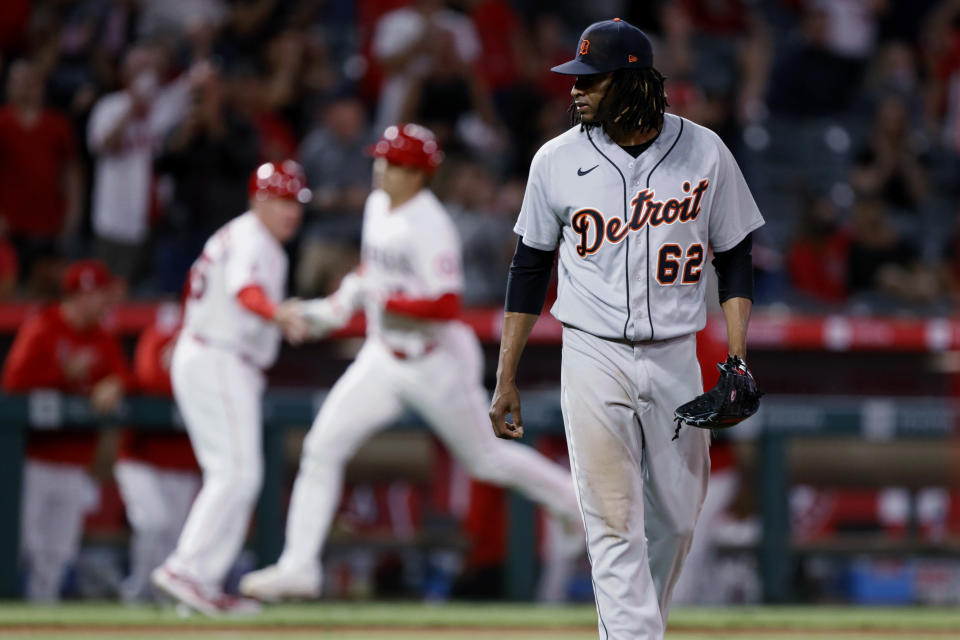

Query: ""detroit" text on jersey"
left=572, top=179, right=710, bottom=257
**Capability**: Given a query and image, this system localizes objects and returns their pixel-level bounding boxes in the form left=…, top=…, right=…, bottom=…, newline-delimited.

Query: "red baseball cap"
left=62, top=259, right=115, bottom=295
left=367, top=123, right=444, bottom=174
left=248, top=160, right=312, bottom=203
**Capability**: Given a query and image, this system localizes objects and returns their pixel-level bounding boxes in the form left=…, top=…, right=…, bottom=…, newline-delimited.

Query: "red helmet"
left=248, top=160, right=312, bottom=204
left=367, top=123, right=444, bottom=174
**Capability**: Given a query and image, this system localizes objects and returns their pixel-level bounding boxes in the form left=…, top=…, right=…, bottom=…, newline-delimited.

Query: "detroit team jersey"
left=361, top=188, right=463, bottom=355
left=515, top=114, right=764, bottom=342
left=181, top=211, right=288, bottom=369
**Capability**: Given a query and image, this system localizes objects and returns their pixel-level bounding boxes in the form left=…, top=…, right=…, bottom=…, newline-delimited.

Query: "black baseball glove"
left=673, top=355, right=763, bottom=436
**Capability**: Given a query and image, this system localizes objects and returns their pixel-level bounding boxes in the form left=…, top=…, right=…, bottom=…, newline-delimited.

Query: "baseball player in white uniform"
left=150, top=160, right=311, bottom=615
left=488, top=19, right=765, bottom=639
left=238, top=124, right=584, bottom=601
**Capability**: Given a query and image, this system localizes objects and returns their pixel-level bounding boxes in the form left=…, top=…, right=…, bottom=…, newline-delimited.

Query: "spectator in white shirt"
left=371, top=0, right=480, bottom=135
left=87, top=46, right=192, bottom=288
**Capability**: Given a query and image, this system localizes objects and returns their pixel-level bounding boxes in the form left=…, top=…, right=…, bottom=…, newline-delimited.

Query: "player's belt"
left=564, top=324, right=692, bottom=348
left=389, top=343, right=436, bottom=361
left=186, top=331, right=261, bottom=370
left=604, top=333, right=692, bottom=347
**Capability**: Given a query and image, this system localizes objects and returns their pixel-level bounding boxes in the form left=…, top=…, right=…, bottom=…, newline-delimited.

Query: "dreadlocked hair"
left=569, top=67, right=668, bottom=138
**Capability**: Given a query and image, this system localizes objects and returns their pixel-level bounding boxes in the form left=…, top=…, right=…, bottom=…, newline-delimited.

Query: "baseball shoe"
left=215, top=593, right=262, bottom=615
left=150, top=565, right=221, bottom=616
left=239, top=564, right=321, bottom=602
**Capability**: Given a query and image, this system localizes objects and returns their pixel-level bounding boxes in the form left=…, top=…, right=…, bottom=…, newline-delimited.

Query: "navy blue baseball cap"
left=551, top=18, right=653, bottom=76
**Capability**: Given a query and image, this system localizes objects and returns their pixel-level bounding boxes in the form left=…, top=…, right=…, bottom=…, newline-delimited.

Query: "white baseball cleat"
left=215, top=593, right=262, bottom=615
left=239, top=564, right=322, bottom=602
left=150, top=565, right=222, bottom=616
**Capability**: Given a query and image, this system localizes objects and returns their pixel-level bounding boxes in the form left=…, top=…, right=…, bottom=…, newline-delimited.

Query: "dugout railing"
left=0, top=391, right=955, bottom=602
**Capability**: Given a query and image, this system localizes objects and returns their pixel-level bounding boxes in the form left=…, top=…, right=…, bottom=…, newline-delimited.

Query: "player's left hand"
left=275, top=298, right=310, bottom=345
left=674, top=354, right=763, bottom=432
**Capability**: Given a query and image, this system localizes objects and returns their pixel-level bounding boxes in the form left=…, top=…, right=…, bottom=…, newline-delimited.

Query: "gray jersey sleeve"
left=514, top=148, right=563, bottom=251
left=707, top=137, right=765, bottom=252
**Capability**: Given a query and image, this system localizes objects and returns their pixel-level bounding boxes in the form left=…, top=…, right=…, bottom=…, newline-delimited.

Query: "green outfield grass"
left=2, top=635, right=959, bottom=640
left=0, top=602, right=957, bottom=639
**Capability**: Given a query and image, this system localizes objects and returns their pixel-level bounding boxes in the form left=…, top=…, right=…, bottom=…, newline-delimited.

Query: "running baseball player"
left=488, top=19, right=764, bottom=639
left=238, top=124, right=584, bottom=602
left=150, top=160, right=311, bottom=615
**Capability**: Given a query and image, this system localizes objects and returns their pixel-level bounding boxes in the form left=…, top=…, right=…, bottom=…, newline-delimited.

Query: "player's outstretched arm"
left=299, top=297, right=350, bottom=339
left=489, top=311, right=538, bottom=440
left=299, top=271, right=371, bottom=339
left=236, top=284, right=311, bottom=345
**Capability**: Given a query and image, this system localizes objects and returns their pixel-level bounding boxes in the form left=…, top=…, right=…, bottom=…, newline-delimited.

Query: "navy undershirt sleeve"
left=505, top=238, right=555, bottom=314
left=712, top=233, right=754, bottom=303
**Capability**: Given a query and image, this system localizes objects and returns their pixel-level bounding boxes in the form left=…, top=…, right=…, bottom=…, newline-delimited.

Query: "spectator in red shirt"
left=114, top=302, right=199, bottom=603
left=1, top=259, right=129, bottom=601
left=466, top=0, right=523, bottom=93
left=0, top=60, right=83, bottom=296
left=787, top=197, right=851, bottom=304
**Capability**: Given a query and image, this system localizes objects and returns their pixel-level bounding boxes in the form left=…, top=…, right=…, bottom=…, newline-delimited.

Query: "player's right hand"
left=489, top=379, right=524, bottom=440
left=300, top=297, right=349, bottom=339
left=338, top=270, right=379, bottom=309
left=275, top=299, right=310, bottom=346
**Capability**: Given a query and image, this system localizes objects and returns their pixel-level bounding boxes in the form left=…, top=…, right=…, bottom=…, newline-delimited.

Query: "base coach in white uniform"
left=151, top=161, right=311, bottom=615
left=488, top=19, right=764, bottom=639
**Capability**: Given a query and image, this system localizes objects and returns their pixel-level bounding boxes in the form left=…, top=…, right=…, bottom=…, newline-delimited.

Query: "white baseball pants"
left=277, top=323, right=581, bottom=573
left=19, top=460, right=98, bottom=602
left=114, top=460, right=200, bottom=601
left=166, top=337, right=265, bottom=590
left=560, top=327, right=710, bottom=639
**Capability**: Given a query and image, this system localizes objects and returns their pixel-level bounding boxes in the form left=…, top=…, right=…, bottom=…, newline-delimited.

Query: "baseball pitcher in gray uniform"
left=488, top=18, right=764, bottom=639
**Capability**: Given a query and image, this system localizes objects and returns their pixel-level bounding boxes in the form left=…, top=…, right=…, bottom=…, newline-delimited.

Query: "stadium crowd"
left=0, top=0, right=959, bottom=312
